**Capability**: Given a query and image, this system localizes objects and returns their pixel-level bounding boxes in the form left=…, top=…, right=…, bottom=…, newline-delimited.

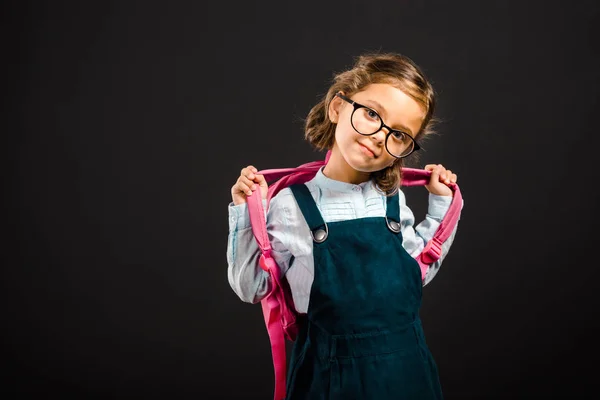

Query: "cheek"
left=334, top=121, right=359, bottom=144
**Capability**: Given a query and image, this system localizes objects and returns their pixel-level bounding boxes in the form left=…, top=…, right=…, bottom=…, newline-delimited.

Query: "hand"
left=231, top=165, right=269, bottom=206
left=424, top=164, right=457, bottom=197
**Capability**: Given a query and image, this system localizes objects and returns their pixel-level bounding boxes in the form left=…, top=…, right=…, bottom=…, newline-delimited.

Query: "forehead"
left=351, top=83, right=425, bottom=134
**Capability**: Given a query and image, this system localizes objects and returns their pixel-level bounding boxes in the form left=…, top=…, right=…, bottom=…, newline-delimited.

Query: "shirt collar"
left=312, top=166, right=373, bottom=193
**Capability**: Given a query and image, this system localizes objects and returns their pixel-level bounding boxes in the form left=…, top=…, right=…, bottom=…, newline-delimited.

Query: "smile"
left=358, top=143, right=376, bottom=158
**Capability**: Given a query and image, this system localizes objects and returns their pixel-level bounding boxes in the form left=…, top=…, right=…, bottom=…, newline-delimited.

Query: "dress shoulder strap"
left=289, top=184, right=328, bottom=243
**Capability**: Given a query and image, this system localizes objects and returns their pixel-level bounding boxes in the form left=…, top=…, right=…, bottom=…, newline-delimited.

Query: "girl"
left=227, top=52, right=461, bottom=399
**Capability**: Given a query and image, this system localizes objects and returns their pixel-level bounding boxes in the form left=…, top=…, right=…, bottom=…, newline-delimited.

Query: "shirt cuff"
left=228, top=200, right=268, bottom=231
left=427, top=193, right=452, bottom=221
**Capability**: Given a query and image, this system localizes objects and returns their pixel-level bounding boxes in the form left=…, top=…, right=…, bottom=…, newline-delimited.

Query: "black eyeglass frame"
left=335, top=92, right=421, bottom=158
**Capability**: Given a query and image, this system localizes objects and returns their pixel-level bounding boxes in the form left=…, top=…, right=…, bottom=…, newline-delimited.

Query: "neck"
left=322, top=147, right=371, bottom=184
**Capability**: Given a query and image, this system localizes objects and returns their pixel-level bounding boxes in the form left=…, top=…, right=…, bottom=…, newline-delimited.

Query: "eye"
left=366, top=109, right=380, bottom=122
left=391, top=130, right=407, bottom=141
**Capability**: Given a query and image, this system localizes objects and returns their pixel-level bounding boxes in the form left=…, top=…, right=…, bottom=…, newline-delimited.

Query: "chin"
left=345, top=153, right=381, bottom=173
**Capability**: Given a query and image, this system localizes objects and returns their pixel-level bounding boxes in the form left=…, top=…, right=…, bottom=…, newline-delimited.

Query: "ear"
left=328, top=91, right=345, bottom=123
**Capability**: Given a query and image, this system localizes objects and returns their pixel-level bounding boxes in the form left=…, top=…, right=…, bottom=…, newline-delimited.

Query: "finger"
left=424, top=164, right=437, bottom=172
left=241, top=166, right=257, bottom=180
left=238, top=175, right=254, bottom=188
left=430, top=164, right=444, bottom=180
left=247, top=165, right=259, bottom=178
left=444, top=169, right=452, bottom=184
left=427, top=165, right=438, bottom=181
left=437, top=165, right=447, bottom=182
left=439, top=169, right=448, bottom=182
left=235, top=182, right=253, bottom=196
left=254, top=173, right=267, bottom=186
left=240, top=167, right=249, bottom=179
left=451, top=173, right=457, bottom=183
left=234, top=181, right=253, bottom=196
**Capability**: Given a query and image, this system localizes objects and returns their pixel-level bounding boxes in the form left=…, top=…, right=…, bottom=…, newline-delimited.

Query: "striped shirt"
left=227, top=166, right=460, bottom=313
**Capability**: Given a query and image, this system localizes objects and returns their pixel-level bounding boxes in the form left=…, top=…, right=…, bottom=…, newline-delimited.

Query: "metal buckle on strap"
left=311, top=222, right=329, bottom=243
left=421, top=238, right=442, bottom=264
left=385, top=216, right=401, bottom=233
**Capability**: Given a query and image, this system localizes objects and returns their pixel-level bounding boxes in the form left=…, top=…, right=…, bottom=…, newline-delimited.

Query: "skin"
left=231, top=83, right=457, bottom=206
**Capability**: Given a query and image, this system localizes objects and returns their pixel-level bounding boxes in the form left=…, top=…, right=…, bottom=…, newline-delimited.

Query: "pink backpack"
left=246, top=151, right=463, bottom=400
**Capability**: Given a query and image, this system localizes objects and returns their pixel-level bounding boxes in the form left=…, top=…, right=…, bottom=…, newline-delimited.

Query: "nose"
left=371, top=127, right=387, bottom=144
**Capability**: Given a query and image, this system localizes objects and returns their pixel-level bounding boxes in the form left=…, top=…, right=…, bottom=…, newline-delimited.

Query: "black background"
left=4, top=1, right=600, bottom=398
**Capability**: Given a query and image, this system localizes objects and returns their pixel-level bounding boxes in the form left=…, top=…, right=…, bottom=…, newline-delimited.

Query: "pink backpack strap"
left=247, top=193, right=289, bottom=400
left=246, top=190, right=286, bottom=400
left=246, top=155, right=329, bottom=400
left=400, top=168, right=463, bottom=280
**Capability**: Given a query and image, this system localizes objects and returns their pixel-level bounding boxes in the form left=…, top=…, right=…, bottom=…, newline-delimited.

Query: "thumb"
left=424, top=164, right=439, bottom=175
left=424, top=164, right=443, bottom=184
left=254, top=174, right=269, bottom=200
left=255, top=174, right=268, bottom=188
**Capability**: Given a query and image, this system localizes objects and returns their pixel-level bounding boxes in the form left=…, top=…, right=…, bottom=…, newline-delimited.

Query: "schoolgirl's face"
left=327, top=83, right=425, bottom=180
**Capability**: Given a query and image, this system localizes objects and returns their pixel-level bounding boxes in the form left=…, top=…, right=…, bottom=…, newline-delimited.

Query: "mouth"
left=358, top=142, right=378, bottom=158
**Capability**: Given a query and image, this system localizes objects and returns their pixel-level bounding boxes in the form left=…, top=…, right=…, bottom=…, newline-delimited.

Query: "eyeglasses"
left=336, top=93, right=420, bottom=158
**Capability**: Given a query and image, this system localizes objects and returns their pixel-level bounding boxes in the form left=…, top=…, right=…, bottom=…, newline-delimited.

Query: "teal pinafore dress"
left=285, top=183, right=443, bottom=400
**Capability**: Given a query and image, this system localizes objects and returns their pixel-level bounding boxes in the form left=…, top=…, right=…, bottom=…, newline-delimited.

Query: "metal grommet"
left=385, top=217, right=401, bottom=233
left=311, top=222, right=329, bottom=243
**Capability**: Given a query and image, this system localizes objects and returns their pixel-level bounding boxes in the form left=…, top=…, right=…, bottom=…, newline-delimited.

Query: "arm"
left=226, top=195, right=295, bottom=304
left=399, top=191, right=461, bottom=285
left=226, top=200, right=269, bottom=304
left=227, top=165, right=271, bottom=304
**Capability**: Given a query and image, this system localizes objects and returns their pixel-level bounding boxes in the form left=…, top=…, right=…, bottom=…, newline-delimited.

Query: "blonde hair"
left=304, top=52, right=437, bottom=195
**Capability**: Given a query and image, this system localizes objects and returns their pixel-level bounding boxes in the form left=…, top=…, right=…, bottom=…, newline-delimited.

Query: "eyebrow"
left=362, top=99, right=414, bottom=135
